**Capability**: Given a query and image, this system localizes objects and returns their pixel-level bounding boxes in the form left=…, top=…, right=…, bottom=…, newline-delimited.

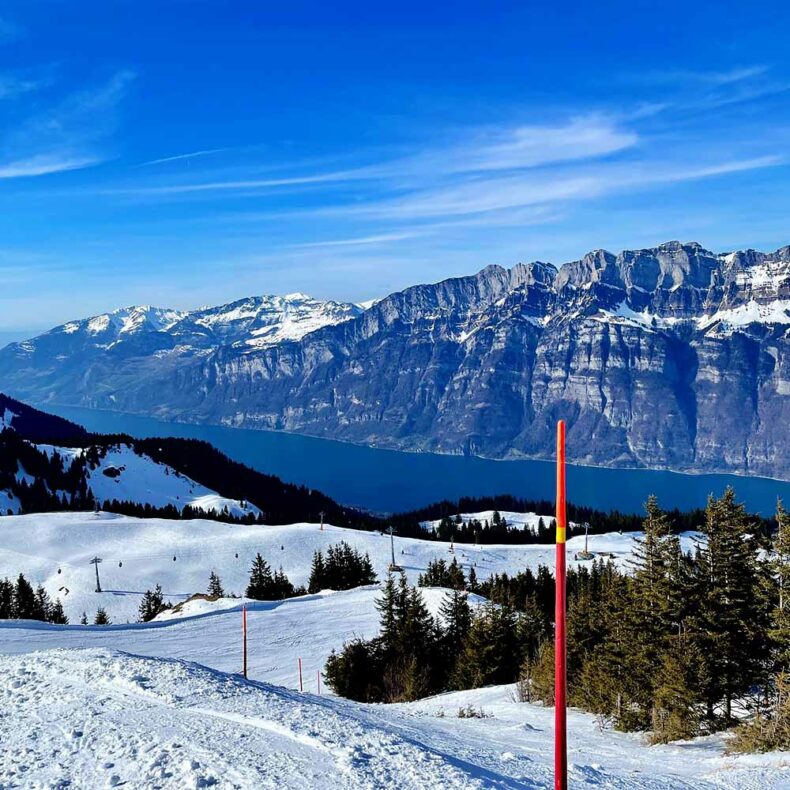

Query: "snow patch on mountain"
left=421, top=510, right=560, bottom=533
left=36, top=443, right=260, bottom=519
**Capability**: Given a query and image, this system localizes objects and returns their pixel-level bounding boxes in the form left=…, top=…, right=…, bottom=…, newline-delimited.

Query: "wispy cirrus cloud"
left=107, top=115, right=637, bottom=198
left=0, top=69, right=135, bottom=179
left=139, top=148, right=230, bottom=167
left=0, top=154, right=103, bottom=179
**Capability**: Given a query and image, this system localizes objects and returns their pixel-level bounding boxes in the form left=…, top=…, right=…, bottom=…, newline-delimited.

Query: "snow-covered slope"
left=2, top=647, right=786, bottom=788
left=0, top=511, right=691, bottom=624
left=422, top=510, right=562, bottom=533
left=36, top=443, right=260, bottom=519
left=0, top=586, right=478, bottom=690
left=12, top=292, right=363, bottom=359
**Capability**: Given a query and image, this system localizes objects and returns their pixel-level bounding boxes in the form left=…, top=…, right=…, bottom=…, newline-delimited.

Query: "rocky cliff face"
left=3, top=241, right=790, bottom=477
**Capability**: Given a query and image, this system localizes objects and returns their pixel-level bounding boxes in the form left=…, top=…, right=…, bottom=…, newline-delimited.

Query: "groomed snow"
left=0, top=511, right=697, bottom=624
left=3, top=647, right=787, bottom=788
left=421, top=510, right=562, bottom=533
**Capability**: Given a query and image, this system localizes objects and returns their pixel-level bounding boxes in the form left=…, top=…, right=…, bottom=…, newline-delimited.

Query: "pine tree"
left=308, top=550, right=326, bottom=593
left=0, top=577, right=14, bottom=618
left=649, top=635, right=705, bottom=743
left=208, top=571, right=225, bottom=598
left=94, top=607, right=110, bottom=625
left=49, top=599, right=69, bottom=625
left=246, top=553, right=274, bottom=599
left=33, top=585, right=52, bottom=621
left=13, top=573, right=36, bottom=619
left=695, top=488, right=770, bottom=724
left=138, top=585, right=168, bottom=622
left=439, top=588, right=472, bottom=661
left=770, top=500, right=790, bottom=671
left=80, top=611, right=88, bottom=625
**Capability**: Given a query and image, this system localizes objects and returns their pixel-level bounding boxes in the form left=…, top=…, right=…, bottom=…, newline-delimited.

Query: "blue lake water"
left=45, top=404, right=790, bottom=516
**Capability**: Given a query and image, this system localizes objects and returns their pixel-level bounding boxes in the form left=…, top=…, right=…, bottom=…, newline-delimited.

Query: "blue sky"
left=0, top=1, right=789, bottom=336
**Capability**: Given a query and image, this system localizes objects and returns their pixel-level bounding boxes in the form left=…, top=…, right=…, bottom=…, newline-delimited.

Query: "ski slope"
left=3, top=647, right=787, bottom=789
left=0, top=511, right=702, bottom=624
left=0, top=587, right=477, bottom=690
left=422, top=510, right=564, bottom=533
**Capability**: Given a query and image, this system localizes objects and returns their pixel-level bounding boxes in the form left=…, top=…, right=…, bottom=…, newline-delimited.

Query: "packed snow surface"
left=421, top=510, right=561, bottom=533
left=3, top=510, right=786, bottom=789
left=3, top=647, right=788, bottom=789
left=0, top=511, right=697, bottom=624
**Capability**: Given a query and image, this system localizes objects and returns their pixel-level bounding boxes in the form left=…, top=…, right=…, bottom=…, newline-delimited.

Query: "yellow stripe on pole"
left=556, top=526, right=566, bottom=544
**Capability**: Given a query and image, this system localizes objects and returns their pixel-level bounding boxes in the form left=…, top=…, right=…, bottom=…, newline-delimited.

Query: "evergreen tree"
left=80, top=611, right=88, bottom=625
left=452, top=601, right=519, bottom=689
left=649, top=635, right=705, bottom=743
left=770, top=500, right=790, bottom=671
left=208, top=571, right=225, bottom=598
left=439, top=588, right=472, bottom=662
left=695, top=488, right=770, bottom=724
left=94, top=607, right=110, bottom=625
left=13, top=573, right=36, bottom=619
left=0, top=577, right=14, bottom=618
left=246, top=553, right=275, bottom=599
left=308, top=550, right=326, bottom=593
left=138, top=585, right=168, bottom=622
left=33, top=585, right=52, bottom=621
left=49, top=598, right=69, bottom=625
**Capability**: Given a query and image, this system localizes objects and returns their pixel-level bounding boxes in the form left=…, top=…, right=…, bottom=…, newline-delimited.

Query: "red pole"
left=555, top=420, right=567, bottom=790
left=242, top=605, right=248, bottom=680
left=298, top=657, right=303, bottom=692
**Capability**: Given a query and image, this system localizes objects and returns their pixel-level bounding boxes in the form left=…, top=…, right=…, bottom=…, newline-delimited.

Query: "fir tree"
left=94, top=607, right=110, bottom=625
left=13, top=573, right=36, bottom=619
left=770, top=500, right=790, bottom=671
left=0, top=577, right=14, bottom=618
left=49, top=598, right=69, bottom=625
left=695, top=488, right=770, bottom=724
left=246, top=553, right=275, bottom=599
left=138, top=585, right=168, bottom=622
left=80, top=611, right=88, bottom=625
left=649, top=635, right=705, bottom=743
left=208, top=571, right=225, bottom=598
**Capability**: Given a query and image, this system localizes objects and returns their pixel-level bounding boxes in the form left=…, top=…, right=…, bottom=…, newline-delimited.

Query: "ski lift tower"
left=89, top=556, right=103, bottom=593
left=387, top=526, right=403, bottom=572
left=575, top=522, right=594, bottom=561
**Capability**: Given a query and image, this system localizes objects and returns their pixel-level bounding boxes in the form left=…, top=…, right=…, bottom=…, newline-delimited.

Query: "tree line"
left=326, top=490, right=790, bottom=752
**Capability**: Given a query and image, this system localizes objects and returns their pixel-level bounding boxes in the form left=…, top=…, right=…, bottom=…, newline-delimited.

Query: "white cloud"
left=0, top=72, right=44, bottom=99
left=138, top=148, right=229, bottom=167
left=0, top=70, right=134, bottom=180
left=0, top=154, right=103, bottom=179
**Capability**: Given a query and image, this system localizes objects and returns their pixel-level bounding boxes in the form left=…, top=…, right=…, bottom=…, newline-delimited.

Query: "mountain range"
left=2, top=241, right=790, bottom=478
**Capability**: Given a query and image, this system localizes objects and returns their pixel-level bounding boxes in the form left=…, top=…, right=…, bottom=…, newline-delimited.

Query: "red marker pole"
left=298, top=657, right=303, bottom=692
left=555, top=420, right=568, bottom=790
left=242, top=605, right=248, bottom=680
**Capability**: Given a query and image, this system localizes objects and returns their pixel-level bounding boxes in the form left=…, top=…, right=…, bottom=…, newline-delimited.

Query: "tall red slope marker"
left=555, top=420, right=567, bottom=790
